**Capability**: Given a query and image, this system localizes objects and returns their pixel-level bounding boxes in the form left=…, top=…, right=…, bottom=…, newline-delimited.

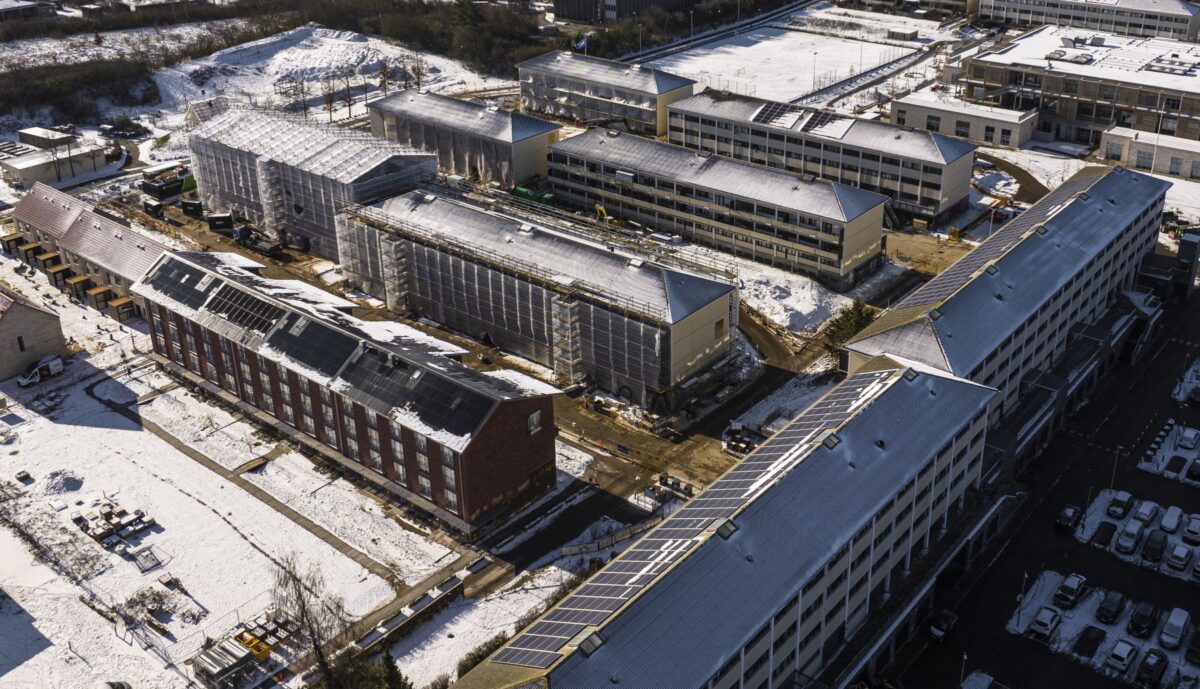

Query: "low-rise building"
left=892, top=88, right=1038, bottom=149
left=548, top=128, right=888, bottom=290
left=962, top=26, right=1200, bottom=145
left=336, top=190, right=739, bottom=412
left=187, top=108, right=437, bottom=260
left=456, top=356, right=996, bottom=689
left=0, top=0, right=52, bottom=21
left=17, top=127, right=75, bottom=150
left=845, top=167, right=1168, bottom=433
left=368, top=90, right=562, bottom=188
left=5, top=183, right=169, bottom=316
left=978, top=0, right=1200, bottom=41
left=517, top=51, right=696, bottom=137
left=667, top=90, right=977, bottom=229
left=1100, top=125, right=1200, bottom=179
left=133, top=251, right=560, bottom=537
left=0, top=142, right=108, bottom=188
left=0, top=285, right=65, bottom=381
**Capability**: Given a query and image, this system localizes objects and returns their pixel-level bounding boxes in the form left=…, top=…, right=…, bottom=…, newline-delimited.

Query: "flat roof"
left=359, top=191, right=735, bottom=324
left=466, top=357, right=995, bottom=686
left=0, top=142, right=104, bottom=171
left=1019, top=0, right=1200, bottom=16
left=18, top=126, right=73, bottom=141
left=896, top=87, right=1037, bottom=125
left=1105, top=125, right=1200, bottom=155
left=517, top=51, right=696, bottom=95
left=972, top=25, right=1200, bottom=96
left=369, top=90, right=561, bottom=144
left=551, top=129, right=888, bottom=223
left=672, top=90, right=977, bottom=164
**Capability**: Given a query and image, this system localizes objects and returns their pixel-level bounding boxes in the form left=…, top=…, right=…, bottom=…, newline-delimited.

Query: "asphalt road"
left=902, top=293, right=1200, bottom=689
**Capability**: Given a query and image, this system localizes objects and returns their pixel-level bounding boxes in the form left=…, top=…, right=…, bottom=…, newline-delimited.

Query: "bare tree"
left=298, top=78, right=310, bottom=119
left=378, top=61, right=393, bottom=97
left=412, top=57, right=427, bottom=90
left=342, top=73, right=354, bottom=118
left=273, top=553, right=350, bottom=689
left=322, top=78, right=337, bottom=123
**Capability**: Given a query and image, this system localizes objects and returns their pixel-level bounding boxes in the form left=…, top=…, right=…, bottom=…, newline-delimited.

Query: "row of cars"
left=1065, top=491, right=1200, bottom=583
left=1028, top=574, right=1198, bottom=687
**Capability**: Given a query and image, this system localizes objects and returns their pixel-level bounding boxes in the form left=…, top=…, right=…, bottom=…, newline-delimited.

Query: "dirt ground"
left=887, top=231, right=973, bottom=276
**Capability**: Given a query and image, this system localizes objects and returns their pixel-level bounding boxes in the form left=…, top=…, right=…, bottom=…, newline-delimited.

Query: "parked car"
left=1097, top=590, right=1127, bottom=624
left=929, top=609, right=957, bottom=641
left=1031, top=606, right=1061, bottom=640
left=16, top=355, right=64, bottom=387
left=1188, top=461, right=1200, bottom=483
left=1128, top=602, right=1159, bottom=638
left=1181, top=427, right=1200, bottom=450
left=1107, top=639, right=1139, bottom=673
left=1108, top=491, right=1135, bottom=519
left=1194, top=558, right=1200, bottom=584
left=1160, top=608, right=1191, bottom=649
left=1186, top=626, right=1200, bottom=665
left=1055, top=574, right=1088, bottom=609
left=1143, top=529, right=1169, bottom=563
left=1167, top=544, right=1195, bottom=571
left=1092, top=521, right=1119, bottom=550
left=1136, top=649, right=1168, bottom=688
left=1163, top=506, right=1185, bottom=534
left=1133, top=500, right=1161, bottom=524
left=1057, top=504, right=1082, bottom=532
left=1184, top=514, right=1200, bottom=545
left=1117, top=520, right=1147, bottom=554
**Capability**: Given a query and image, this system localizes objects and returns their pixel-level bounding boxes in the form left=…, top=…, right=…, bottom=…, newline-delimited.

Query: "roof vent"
left=716, top=519, right=738, bottom=539
left=628, top=258, right=643, bottom=269
left=985, top=264, right=998, bottom=275
left=903, top=368, right=918, bottom=382
left=579, top=632, right=605, bottom=656
left=875, top=439, right=886, bottom=449
left=421, top=193, right=436, bottom=203
left=822, top=433, right=841, bottom=449
left=518, top=223, right=533, bottom=233
left=1035, top=226, right=1048, bottom=235
left=606, top=130, right=620, bottom=137
left=929, top=308, right=943, bottom=320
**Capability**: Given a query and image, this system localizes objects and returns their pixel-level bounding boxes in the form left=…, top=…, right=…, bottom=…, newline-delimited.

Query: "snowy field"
left=649, top=27, right=916, bottom=102
left=783, top=4, right=961, bottom=46
left=0, top=19, right=248, bottom=70
left=983, top=146, right=1088, bottom=190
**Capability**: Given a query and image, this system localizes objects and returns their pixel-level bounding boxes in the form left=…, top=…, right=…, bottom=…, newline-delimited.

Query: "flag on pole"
left=575, top=35, right=588, bottom=51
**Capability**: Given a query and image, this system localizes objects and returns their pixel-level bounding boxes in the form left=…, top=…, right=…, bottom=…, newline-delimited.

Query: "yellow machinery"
left=235, top=630, right=271, bottom=662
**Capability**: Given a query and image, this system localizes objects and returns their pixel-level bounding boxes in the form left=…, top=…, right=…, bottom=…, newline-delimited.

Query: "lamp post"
left=690, top=10, right=694, bottom=37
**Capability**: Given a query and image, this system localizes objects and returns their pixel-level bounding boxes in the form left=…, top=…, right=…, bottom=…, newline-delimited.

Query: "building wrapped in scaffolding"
left=368, top=90, right=562, bottom=188
left=336, top=191, right=739, bottom=413
left=187, top=109, right=437, bottom=260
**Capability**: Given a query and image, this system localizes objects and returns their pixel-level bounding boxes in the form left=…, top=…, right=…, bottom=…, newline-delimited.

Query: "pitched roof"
left=0, top=284, right=57, bottom=320
left=132, top=252, right=557, bottom=451
left=361, top=192, right=736, bottom=324
left=846, top=167, right=1171, bottom=375
left=188, top=109, right=436, bottom=185
left=517, top=51, right=696, bottom=95
left=671, top=91, right=977, bottom=164
left=551, top=129, right=887, bottom=222
left=370, top=90, right=562, bottom=144
left=12, top=182, right=91, bottom=240
left=471, top=358, right=995, bottom=686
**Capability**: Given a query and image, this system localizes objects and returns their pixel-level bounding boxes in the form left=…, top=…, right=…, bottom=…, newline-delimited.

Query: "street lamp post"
left=960, top=653, right=968, bottom=686
left=690, top=10, right=694, bottom=37
left=1111, top=444, right=1122, bottom=489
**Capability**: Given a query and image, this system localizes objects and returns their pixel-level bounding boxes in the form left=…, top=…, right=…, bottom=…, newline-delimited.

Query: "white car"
left=1030, top=606, right=1061, bottom=640
left=1133, top=500, right=1160, bottom=524
left=1167, top=544, right=1194, bottom=571
left=1106, top=639, right=1139, bottom=673
left=1161, top=608, right=1191, bottom=649
left=1162, top=505, right=1184, bottom=534
left=1116, top=520, right=1146, bottom=554
left=1183, top=514, right=1200, bottom=545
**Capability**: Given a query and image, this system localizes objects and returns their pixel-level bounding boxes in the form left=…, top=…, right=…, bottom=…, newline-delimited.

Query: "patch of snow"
left=984, top=146, right=1088, bottom=189
left=0, top=20, right=249, bottom=72
left=481, top=369, right=562, bottom=397
left=734, top=367, right=838, bottom=435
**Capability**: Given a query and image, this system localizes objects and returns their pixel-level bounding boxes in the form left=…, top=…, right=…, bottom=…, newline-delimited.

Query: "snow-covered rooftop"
left=132, top=252, right=558, bottom=451
left=972, top=25, right=1200, bottom=96
left=188, top=108, right=435, bottom=184
left=517, top=51, right=696, bottom=95
left=551, top=128, right=888, bottom=222
left=370, top=90, right=561, bottom=144
left=358, top=191, right=736, bottom=324
left=672, top=90, right=977, bottom=164
left=896, top=87, right=1038, bottom=125
left=0, top=142, right=105, bottom=171
left=469, top=358, right=995, bottom=685
left=846, top=167, right=1171, bottom=375
left=1106, top=125, right=1200, bottom=155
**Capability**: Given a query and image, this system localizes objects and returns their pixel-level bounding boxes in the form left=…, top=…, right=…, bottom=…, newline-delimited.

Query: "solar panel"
left=145, top=257, right=219, bottom=310
left=493, top=369, right=897, bottom=669
left=205, top=284, right=286, bottom=335
left=751, top=101, right=804, bottom=128
left=800, top=110, right=848, bottom=132
left=265, top=313, right=359, bottom=378
left=898, top=174, right=1098, bottom=309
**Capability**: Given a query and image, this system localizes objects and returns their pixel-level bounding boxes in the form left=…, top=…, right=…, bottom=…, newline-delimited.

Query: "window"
left=895, top=109, right=906, bottom=126
left=1105, top=142, right=1123, bottom=160
left=443, top=465, right=457, bottom=489
left=954, top=120, right=970, bottom=138
left=1136, top=150, right=1154, bottom=169
left=714, top=318, right=726, bottom=339
left=418, top=476, right=432, bottom=499
left=1190, top=160, right=1200, bottom=179
left=16, top=336, right=25, bottom=352
left=1170, top=157, right=1183, bottom=175
left=925, top=115, right=941, bottom=131
left=444, top=491, right=458, bottom=514
left=528, top=410, right=543, bottom=434
left=1000, top=129, right=1011, bottom=146
left=417, top=453, right=430, bottom=474
left=983, top=125, right=995, bottom=143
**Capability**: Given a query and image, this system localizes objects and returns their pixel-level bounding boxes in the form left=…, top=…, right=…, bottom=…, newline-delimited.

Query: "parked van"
left=1179, top=427, right=1199, bottom=450
left=1160, top=608, right=1191, bottom=649
left=16, top=356, right=64, bottom=387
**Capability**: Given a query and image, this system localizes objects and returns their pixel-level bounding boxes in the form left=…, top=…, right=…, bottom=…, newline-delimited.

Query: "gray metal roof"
left=132, top=252, right=556, bottom=451
left=551, top=129, right=887, bottom=222
left=516, top=360, right=994, bottom=686
left=188, top=109, right=435, bottom=185
left=517, top=51, right=696, bottom=95
left=12, top=182, right=91, bottom=240
left=847, top=167, right=1171, bottom=375
left=365, top=192, right=735, bottom=324
left=671, top=91, right=977, bottom=165
left=370, top=90, right=561, bottom=144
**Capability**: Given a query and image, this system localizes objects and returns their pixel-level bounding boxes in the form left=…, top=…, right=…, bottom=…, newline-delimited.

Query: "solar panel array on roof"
left=898, top=174, right=1100, bottom=309
left=265, top=313, right=359, bottom=378
left=800, top=110, right=849, bottom=132
left=205, top=284, right=286, bottom=335
left=144, top=256, right=220, bottom=310
left=492, top=368, right=896, bottom=669
left=750, top=101, right=804, bottom=128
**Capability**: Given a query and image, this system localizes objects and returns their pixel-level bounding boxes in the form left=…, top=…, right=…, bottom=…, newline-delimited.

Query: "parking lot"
left=902, top=292, right=1200, bottom=689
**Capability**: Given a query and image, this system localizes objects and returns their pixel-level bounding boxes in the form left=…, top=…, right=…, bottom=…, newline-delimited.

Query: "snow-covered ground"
left=649, top=27, right=916, bottom=102
left=0, top=19, right=248, bottom=71
left=145, top=24, right=511, bottom=130
left=783, top=4, right=961, bottom=46
left=733, top=357, right=838, bottom=434
left=984, top=146, right=1088, bottom=189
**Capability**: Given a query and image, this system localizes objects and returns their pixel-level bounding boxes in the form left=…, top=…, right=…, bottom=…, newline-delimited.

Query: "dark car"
left=1072, top=625, right=1107, bottom=660
left=1054, top=574, right=1088, bottom=609
left=1057, top=505, right=1082, bottom=532
left=1186, top=627, right=1200, bottom=665
left=1108, top=491, right=1135, bottom=519
left=1097, top=590, right=1127, bottom=624
left=1189, top=461, right=1200, bottom=482
left=1091, top=521, right=1119, bottom=549
left=1128, top=602, right=1159, bottom=639
left=1143, top=529, right=1169, bottom=563
left=1136, top=648, right=1168, bottom=688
